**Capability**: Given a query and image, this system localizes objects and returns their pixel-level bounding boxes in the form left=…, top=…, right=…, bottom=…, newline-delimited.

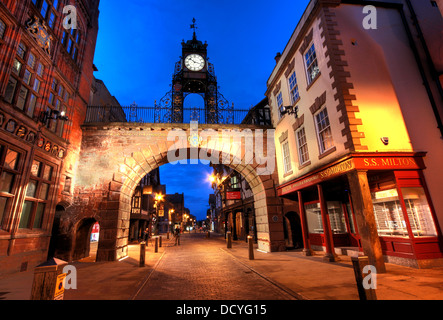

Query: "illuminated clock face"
left=184, top=54, right=205, bottom=71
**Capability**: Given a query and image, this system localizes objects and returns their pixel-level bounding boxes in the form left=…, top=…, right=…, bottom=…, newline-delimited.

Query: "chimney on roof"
left=275, top=52, right=282, bottom=64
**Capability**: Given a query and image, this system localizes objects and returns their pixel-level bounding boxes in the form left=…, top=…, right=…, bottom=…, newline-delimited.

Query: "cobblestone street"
left=133, top=233, right=297, bottom=300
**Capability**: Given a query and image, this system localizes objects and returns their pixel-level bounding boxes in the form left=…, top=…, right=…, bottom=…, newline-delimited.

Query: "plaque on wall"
left=5, top=120, right=17, bottom=133
left=37, top=137, right=45, bottom=148
left=25, top=16, right=53, bottom=54
left=57, top=149, right=65, bottom=159
left=44, top=141, right=51, bottom=152
left=16, top=126, right=27, bottom=138
left=26, top=131, right=36, bottom=143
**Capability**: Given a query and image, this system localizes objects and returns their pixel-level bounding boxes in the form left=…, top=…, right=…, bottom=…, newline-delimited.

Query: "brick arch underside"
left=97, top=146, right=285, bottom=262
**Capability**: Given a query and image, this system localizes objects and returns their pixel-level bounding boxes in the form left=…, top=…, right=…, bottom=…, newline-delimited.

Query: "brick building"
left=0, top=0, right=100, bottom=276
left=268, top=0, right=443, bottom=269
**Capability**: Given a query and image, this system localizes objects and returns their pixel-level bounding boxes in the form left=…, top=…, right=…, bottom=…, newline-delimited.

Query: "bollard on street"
left=248, top=236, right=254, bottom=260
left=159, top=235, right=162, bottom=248
left=154, top=236, right=159, bottom=253
left=139, top=242, right=146, bottom=267
left=30, top=258, right=68, bottom=300
left=351, top=256, right=377, bottom=300
left=227, top=231, right=232, bottom=249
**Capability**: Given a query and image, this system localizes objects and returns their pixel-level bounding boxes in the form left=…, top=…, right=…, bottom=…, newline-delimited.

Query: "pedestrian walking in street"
left=174, top=226, right=180, bottom=246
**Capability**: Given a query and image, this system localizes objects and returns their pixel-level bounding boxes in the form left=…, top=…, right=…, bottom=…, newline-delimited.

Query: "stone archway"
left=65, top=123, right=285, bottom=262
left=73, top=218, right=98, bottom=261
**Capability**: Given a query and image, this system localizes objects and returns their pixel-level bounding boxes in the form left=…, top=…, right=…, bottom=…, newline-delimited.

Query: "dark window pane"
left=0, top=19, right=6, bottom=39
left=39, top=183, right=49, bottom=200
left=4, top=77, right=18, bottom=103
left=0, top=197, right=7, bottom=228
left=26, top=180, right=38, bottom=198
left=0, top=172, right=14, bottom=193
left=19, top=201, right=33, bottom=229
left=41, top=0, right=49, bottom=18
left=43, top=165, right=53, bottom=181
left=33, top=203, right=45, bottom=229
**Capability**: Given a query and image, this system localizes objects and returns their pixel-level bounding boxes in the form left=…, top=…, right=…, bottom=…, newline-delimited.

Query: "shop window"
left=346, top=203, right=357, bottom=234
left=327, top=201, right=348, bottom=234
left=401, top=187, right=437, bottom=237
left=305, top=202, right=348, bottom=235
left=305, top=203, right=323, bottom=234
left=372, top=188, right=409, bottom=237
left=19, top=159, right=54, bottom=230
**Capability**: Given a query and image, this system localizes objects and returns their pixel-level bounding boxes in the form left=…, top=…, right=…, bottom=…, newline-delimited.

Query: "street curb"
left=130, top=244, right=168, bottom=300
left=220, top=247, right=310, bottom=301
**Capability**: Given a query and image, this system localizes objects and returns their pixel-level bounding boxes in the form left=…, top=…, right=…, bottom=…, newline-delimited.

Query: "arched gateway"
left=50, top=23, right=286, bottom=262
left=53, top=122, right=285, bottom=262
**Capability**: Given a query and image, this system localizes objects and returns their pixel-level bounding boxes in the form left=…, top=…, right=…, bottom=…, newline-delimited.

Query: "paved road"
left=133, top=233, right=296, bottom=300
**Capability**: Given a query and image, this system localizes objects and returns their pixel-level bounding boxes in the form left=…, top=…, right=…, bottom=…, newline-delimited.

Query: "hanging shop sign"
left=226, top=191, right=241, bottom=200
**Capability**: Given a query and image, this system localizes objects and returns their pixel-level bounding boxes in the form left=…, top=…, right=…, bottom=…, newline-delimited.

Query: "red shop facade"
left=277, top=152, right=443, bottom=269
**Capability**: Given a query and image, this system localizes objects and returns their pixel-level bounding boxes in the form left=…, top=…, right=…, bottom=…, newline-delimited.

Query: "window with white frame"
left=281, top=140, right=292, bottom=174
left=296, top=127, right=310, bottom=165
left=288, top=71, right=299, bottom=104
left=304, top=43, right=320, bottom=85
left=277, top=92, right=284, bottom=119
left=315, top=107, right=334, bottom=154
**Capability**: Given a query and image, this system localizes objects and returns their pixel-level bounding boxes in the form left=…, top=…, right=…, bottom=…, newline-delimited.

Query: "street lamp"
left=153, top=193, right=164, bottom=235
left=168, top=209, right=175, bottom=235
left=279, top=105, right=299, bottom=118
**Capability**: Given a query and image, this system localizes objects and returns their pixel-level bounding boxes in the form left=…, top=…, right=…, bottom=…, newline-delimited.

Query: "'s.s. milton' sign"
left=354, top=157, right=422, bottom=170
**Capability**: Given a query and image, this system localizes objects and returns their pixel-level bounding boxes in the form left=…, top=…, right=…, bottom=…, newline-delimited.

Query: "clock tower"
left=158, top=18, right=231, bottom=124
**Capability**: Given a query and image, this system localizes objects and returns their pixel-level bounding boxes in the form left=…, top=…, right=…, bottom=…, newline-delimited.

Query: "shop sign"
left=354, top=157, right=422, bottom=170
left=279, top=159, right=354, bottom=196
left=226, top=191, right=241, bottom=200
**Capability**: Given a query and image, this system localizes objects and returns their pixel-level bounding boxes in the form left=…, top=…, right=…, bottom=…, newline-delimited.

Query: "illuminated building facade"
left=268, top=0, right=443, bottom=268
left=0, top=0, right=100, bottom=275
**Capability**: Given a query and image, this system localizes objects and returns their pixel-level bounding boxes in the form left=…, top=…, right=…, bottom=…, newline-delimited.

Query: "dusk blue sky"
left=93, top=0, right=311, bottom=220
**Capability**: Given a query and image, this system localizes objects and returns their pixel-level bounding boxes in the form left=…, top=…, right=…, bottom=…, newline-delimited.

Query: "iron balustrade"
left=84, top=105, right=257, bottom=125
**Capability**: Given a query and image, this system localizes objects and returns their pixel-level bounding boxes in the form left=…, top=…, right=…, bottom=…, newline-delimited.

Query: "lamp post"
left=153, top=193, right=164, bottom=235
left=168, top=209, right=174, bottom=239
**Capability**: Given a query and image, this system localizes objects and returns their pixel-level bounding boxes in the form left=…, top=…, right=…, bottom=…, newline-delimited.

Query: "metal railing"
left=84, top=106, right=252, bottom=125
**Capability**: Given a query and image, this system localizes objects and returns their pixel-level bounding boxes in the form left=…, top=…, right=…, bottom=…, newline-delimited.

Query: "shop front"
left=277, top=152, right=443, bottom=269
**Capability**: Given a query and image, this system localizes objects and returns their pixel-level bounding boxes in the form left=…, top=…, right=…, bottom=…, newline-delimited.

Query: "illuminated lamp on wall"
left=280, top=105, right=299, bottom=118
left=39, top=110, right=69, bottom=125
left=381, top=137, right=389, bottom=146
